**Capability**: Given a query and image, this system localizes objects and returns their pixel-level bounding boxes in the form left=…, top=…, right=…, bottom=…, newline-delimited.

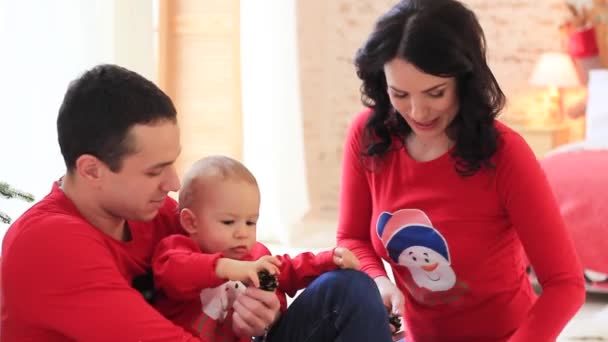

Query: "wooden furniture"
left=502, top=120, right=573, bottom=158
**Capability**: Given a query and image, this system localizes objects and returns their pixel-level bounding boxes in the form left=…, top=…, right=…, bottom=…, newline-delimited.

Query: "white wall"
left=0, top=0, right=155, bottom=237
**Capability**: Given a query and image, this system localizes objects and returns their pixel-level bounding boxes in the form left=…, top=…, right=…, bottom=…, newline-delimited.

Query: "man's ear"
left=180, top=208, right=198, bottom=235
left=75, top=154, right=104, bottom=183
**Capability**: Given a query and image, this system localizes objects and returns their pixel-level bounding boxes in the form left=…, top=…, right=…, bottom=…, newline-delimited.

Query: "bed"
left=541, top=145, right=608, bottom=292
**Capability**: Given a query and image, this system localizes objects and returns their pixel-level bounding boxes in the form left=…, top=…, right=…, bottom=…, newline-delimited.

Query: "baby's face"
left=191, top=179, right=260, bottom=259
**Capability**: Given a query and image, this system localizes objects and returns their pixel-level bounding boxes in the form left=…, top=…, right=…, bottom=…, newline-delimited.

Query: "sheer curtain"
left=0, top=0, right=154, bottom=238
left=240, top=0, right=310, bottom=245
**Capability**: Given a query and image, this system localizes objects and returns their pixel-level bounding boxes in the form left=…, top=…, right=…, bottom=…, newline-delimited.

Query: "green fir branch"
left=0, top=181, right=35, bottom=224
left=0, top=182, right=35, bottom=202
left=0, top=210, right=11, bottom=225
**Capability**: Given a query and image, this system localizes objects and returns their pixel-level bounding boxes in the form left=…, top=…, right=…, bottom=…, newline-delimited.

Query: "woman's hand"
left=374, top=276, right=404, bottom=315
left=375, top=276, right=405, bottom=334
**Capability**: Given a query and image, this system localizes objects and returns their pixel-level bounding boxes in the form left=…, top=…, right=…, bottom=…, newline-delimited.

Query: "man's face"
left=99, top=120, right=181, bottom=222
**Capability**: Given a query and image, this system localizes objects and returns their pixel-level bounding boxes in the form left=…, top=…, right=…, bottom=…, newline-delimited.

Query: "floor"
left=559, top=293, right=608, bottom=341
left=263, top=218, right=608, bottom=341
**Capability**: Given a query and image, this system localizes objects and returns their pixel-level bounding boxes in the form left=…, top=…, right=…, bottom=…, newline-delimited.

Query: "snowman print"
left=377, top=209, right=457, bottom=293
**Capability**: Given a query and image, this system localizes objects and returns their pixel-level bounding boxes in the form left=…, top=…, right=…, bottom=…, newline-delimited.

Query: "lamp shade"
left=529, top=52, right=582, bottom=88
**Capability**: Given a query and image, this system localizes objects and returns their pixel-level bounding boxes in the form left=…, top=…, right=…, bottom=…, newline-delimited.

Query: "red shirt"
left=152, top=235, right=337, bottom=341
left=337, top=109, right=585, bottom=342
left=1, top=183, right=200, bottom=341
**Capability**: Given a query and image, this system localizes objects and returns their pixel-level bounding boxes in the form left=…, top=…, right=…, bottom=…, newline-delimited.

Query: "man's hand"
left=333, top=247, right=360, bottom=269
left=215, top=256, right=281, bottom=288
left=232, top=287, right=281, bottom=337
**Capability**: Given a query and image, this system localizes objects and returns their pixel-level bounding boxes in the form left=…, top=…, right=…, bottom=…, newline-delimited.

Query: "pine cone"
left=258, top=270, right=279, bottom=291
left=388, top=312, right=402, bottom=332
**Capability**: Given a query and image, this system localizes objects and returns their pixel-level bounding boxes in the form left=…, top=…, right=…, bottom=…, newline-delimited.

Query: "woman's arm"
left=496, top=130, right=585, bottom=342
left=336, top=110, right=386, bottom=279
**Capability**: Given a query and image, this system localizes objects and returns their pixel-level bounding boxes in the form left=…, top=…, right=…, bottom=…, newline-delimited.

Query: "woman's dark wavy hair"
left=354, top=0, right=505, bottom=176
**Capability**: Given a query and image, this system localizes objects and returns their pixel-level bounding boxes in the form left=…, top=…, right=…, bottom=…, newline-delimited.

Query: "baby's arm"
left=152, top=235, right=227, bottom=299
left=153, top=235, right=282, bottom=299
left=215, top=255, right=281, bottom=288
left=273, top=247, right=360, bottom=296
left=332, top=247, right=360, bottom=269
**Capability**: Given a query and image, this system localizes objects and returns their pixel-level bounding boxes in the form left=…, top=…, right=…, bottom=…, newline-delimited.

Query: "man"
left=1, top=64, right=392, bottom=341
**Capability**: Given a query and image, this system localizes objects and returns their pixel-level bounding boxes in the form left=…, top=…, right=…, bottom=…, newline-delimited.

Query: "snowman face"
left=398, top=246, right=456, bottom=291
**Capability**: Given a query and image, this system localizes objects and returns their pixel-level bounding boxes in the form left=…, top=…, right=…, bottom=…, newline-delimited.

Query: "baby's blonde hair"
left=179, top=155, right=258, bottom=210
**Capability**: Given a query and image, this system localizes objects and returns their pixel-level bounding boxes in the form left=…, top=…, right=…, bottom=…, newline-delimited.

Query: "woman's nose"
left=408, top=99, right=430, bottom=122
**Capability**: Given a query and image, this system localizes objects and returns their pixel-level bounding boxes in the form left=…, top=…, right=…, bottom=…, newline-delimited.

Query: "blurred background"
left=1, top=1, right=607, bottom=338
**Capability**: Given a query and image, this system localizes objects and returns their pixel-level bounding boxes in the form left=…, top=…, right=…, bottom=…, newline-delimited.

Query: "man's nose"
left=161, top=165, right=181, bottom=192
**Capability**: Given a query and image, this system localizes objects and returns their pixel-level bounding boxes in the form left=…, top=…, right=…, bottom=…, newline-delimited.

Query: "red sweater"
left=337, top=110, right=585, bottom=342
left=1, top=183, right=201, bottom=341
left=152, top=235, right=337, bottom=341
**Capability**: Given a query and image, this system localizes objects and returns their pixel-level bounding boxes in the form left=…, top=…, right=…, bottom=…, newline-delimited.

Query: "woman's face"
left=384, top=58, right=459, bottom=142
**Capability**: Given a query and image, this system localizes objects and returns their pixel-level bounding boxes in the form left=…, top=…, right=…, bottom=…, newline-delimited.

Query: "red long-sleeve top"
left=152, top=235, right=337, bottom=341
left=337, top=109, right=585, bottom=341
left=1, top=183, right=201, bottom=341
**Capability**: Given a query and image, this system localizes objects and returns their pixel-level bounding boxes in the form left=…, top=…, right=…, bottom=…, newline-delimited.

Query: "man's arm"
left=2, top=221, right=201, bottom=341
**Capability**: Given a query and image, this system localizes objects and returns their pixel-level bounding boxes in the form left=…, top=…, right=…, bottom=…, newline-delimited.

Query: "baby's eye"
left=246, top=221, right=257, bottom=226
left=221, top=220, right=235, bottom=225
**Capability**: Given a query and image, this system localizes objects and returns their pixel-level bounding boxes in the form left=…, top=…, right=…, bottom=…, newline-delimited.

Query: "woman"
left=337, top=0, right=585, bottom=341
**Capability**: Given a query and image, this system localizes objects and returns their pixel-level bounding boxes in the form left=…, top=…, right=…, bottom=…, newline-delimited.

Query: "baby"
left=152, top=155, right=359, bottom=341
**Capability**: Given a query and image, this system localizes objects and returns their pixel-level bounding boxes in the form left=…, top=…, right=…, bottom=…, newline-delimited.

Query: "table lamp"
left=529, top=52, right=582, bottom=123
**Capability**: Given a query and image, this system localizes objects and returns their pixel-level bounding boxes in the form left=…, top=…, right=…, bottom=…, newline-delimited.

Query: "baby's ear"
left=179, top=208, right=198, bottom=235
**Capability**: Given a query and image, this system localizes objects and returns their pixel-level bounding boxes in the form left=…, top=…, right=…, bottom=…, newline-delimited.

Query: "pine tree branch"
left=0, top=182, right=34, bottom=202
left=1, top=181, right=35, bottom=224
left=0, top=210, right=11, bottom=225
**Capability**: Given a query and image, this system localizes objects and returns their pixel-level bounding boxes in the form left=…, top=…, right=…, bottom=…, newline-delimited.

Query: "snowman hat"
left=377, top=210, right=450, bottom=263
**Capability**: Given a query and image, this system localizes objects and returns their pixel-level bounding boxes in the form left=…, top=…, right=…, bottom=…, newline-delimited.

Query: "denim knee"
left=315, top=269, right=381, bottom=303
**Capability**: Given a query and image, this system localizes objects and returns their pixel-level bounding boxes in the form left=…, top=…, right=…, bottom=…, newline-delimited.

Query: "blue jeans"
left=260, top=269, right=393, bottom=342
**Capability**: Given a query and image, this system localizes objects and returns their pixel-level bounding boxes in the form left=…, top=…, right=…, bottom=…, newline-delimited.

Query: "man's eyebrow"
left=389, top=82, right=448, bottom=94
left=147, top=161, right=173, bottom=170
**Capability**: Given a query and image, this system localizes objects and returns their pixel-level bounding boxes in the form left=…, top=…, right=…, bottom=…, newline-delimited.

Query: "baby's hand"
left=215, top=255, right=281, bottom=288
left=333, top=247, right=360, bottom=269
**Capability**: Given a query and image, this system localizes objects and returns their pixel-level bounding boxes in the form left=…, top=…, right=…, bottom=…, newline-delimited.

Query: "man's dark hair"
left=57, top=64, right=177, bottom=172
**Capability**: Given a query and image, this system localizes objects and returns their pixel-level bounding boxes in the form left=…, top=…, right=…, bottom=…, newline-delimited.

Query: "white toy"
left=199, top=281, right=246, bottom=321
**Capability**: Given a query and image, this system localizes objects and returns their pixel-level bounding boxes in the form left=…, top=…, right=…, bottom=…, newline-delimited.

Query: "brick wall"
left=297, top=0, right=569, bottom=220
